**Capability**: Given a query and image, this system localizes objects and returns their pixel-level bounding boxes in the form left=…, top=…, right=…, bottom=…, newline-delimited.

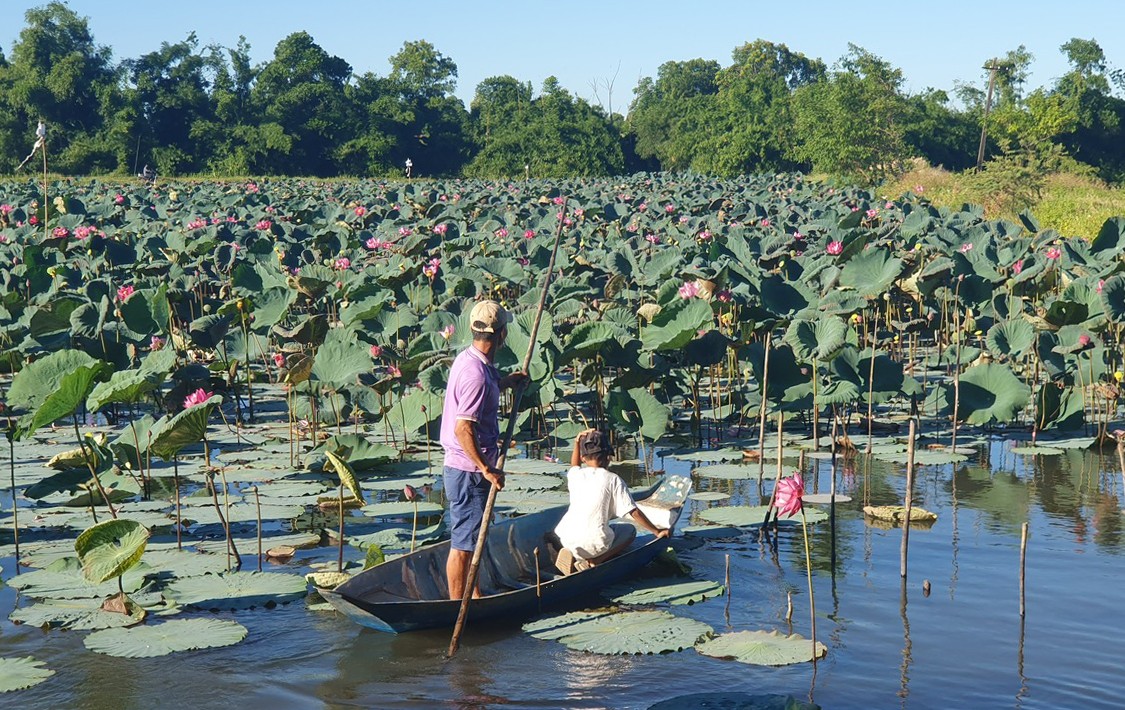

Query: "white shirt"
left=554, top=466, right=637, bottom=559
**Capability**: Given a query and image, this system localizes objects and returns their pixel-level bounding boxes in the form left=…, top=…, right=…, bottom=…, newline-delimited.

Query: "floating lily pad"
left=251, top=481, right=330, bottom=498
left=142, top=548, right=230, bottom=578
left=348, top=522, right=443, bottom=550
left=649, top=693, right=820, bottom=710
left=602, top=578, right=725, bottom=606
left=1009, top=446, right=1064, bottom=456
left=522, top=609, right=712, bottom=654
left=503, top=458, right=568, bottom=474
left=668, top=448, right=745, bottom=463
left=83, top=618, right=248, bottom=658
left=682, top=524, right=744, bottom=539
left=874, top=449, right=968, bottom=466
left=360, top=475, right=437, bottom=492
left=695, top=629, right=827, bottom=666
left=693, top=464, right=781, bottom=481
left=1044, top=437, right=1096, bottom=449
left=697, top=505, right=828, bottom=527
left=192, top=531, right=321, bottom=555
left=179, top=503, right=305, bottom=526
left=502, top=473, right=563, bottom=490
left=863, top=506, right=938, bottom=524
left=0, top=657, right=55, bottom=693
left=689, top=491, right=730, bottom=502
left=361, top=501, right=443, bottom=518
left=165, top=571, right=308, bottom=610
left=10, top=594, right=148, bottom=630
left=8, top=557, right=149, bottom=599
left=802, top=493, right=853, bottom=505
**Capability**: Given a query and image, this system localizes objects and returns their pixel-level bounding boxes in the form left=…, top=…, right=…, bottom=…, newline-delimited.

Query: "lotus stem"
left=173, top=458, right=182, bottom=550
left=410, top=499, right=418, bottom=553
left=337, top=483, right=345, bottom=573
left=900, top=419, right=917, bottom=579
left=254, top=485, right=262, bottom=572
left=1019, top=521, right=1028, bottom=618
left=72, top=416, right=115, bottom=521
left=207, top=471, right=239, bottom=571
left=757, top=331, right=772, bottom=484
left=799, top=507, right=817, bottom=661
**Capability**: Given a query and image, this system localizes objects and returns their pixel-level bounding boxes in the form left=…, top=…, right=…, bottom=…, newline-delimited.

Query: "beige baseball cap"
left=469, top=300, right=512, bottom=334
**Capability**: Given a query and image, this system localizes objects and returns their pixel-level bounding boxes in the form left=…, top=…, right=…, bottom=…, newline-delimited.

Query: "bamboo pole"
left=900, top=419, right=917, bottom=579
left=1019, top=522, right=1029, bottom=618
left=757, top=331, right=772, bottom=484
left=448, top=202, right=568, bottom=658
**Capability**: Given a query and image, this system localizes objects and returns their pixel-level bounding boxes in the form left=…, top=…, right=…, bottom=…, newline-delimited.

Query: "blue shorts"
left=444, top=466, right=492, bottom=551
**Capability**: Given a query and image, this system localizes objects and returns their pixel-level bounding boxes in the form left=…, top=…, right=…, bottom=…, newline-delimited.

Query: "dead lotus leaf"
left=266, top=545, right=296, bottom=560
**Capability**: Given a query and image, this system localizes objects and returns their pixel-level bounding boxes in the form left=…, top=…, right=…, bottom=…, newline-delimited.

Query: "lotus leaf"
left=10, top=594, right=148, bottom=630
left=1100, top=274, right=1125, bottom=323
left=873, top=448, right=969, bottom=466
left=697, top=505, right=827, bottom=527
left=74, top=518, right=150, bottom=584
left=986, top=319, right=1035, bottom=360
left=838, top=247, right=903, bottom=297
left=501, top=473, right=563, bottom=490
left=16, top=359, right=107, bottom=439
left=9, top=557, right=149, bottom=599
left=602, top=578, right=725, bottom=606
left=324, top=451, right=366, bottom=505
left=693, top=464, right=781, bottom=481
left=83, top=618, right=248, bottom=658
left=0, top=657, right=55, bottom=693
left=1010, top=446, right=1063, bottom=455
left=863, top=506, right=938, bottom=523
left=7, top=350, right=99, bottom=411
left=784, top=316, right=846, bottom=363
left=668, top=448, right=745, bottom=463
left=688, top=491, right=730, bottom=502
left=503, top=458, right=568, bottom=475
left=953, top=363, right=1030, bottom=425
left=606, top=386, right=670, bottom=441
left=362, top=501, right=442, bottom=517
left=149, top=395, right=223, bottom=460
left=166, top=571, right=307, bottom=610
left=641, top=298, right=714, bottom=351
left=522, top=609, right=712, bottom=654
left=695, top=629, right=827, bottom=665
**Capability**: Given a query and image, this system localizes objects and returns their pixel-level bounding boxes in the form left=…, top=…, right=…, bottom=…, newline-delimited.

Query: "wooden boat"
left=320, top=474, right=692, bottom=633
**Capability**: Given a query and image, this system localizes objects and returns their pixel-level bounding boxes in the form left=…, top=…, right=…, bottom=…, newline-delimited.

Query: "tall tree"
left=1053, top=38, right=1125, bottom=181
left=626, top=58, right=720, bottom=170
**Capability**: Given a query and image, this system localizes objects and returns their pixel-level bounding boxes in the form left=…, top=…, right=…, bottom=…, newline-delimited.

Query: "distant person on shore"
left=553, top=429, right=669, bottom=575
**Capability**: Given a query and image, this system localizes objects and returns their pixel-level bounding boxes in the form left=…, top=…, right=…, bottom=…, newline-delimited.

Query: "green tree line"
left=2, top=3, right=1123, bottom=183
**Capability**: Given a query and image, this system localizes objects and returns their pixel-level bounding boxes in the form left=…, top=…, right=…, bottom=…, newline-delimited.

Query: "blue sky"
left=4, top=1, right=1122, bottom=110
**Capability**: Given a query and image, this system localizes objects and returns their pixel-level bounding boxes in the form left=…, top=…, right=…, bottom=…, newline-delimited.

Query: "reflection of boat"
left=321, top=475, right=691, bottom=633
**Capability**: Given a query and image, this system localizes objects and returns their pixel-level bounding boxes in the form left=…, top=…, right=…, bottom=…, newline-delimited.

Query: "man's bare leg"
left=447, top=549, right=470, bottom=600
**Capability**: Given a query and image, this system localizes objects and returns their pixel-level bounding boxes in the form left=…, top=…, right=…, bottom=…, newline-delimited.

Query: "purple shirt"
left=441, top=346, right=501, bottom=471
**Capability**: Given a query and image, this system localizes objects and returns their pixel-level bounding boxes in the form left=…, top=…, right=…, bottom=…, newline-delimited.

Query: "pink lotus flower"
left=183, top=388, right=213, bottom=409
left=524, top=229, right=535, bottom=239
left=826, top=241, right=844, bottom=255
left=1, top=204, right=14, bottom=215
left=1097, top=279, right=1105, bottom=293
left=697, top=230, right=712, bottom=241
left=29, top=216, right=38, bottom=225
left=716, top=290, right=733, bottom=303
left=792, top=231, right=804, bottom=240
left=255, top=219, right=272, bottom=231
left=760, top=219, right=771, bottom=227
left=439, top=324, right=455, bottom=340
left=150, top=335, right=165, bottom=351
left=517, top=257, right=529, bottom=266
left=637, top=202, right=648, bottom=212
left=1077, top=334, right=1092, bottom=348
left=273, top=352, right=285, bottom=367
left=884, top=202, right=895, bottom=210
left=774, top=473, right=804, bottom=518
left=370, top=345, right=383, bottom=358
left=114, top=194, right=125, bottom=205
left=678, top=281, right=702, bottom=299
left=422, top=257, right=441, bottom=279
left=245, top=182, right=259, bottom=193
left=187, top=218, right=206, bottom=230
left=552, top=196, right=565, bottom=205
left=52, top=227, right=70, bottom=238
left=914, top=185, right=924, bottom=194
left=398, top=226, right=413, bottom=237
left=333, top=257, right=351, bottom=271
left=1012, top=260, right=1023, bottom=275
left=645, top=234, right=660, bottom=244
left=495, top=227, right=509, bottom=238
left=678, top=215, right=689, bottom=223
left=959, top=243, right=973, bottom=253
left=665, top=204, right=675, bottom=213
left=433, top=223, right=448, bottom=236
left=116, top=285, right=135, bottom=302
left=865, top=209, right=878, bottom=219
left=1046, top=247, right=1062, bottom=260
left=354, top=206, right=367, bottom=217
left=387, top=365, right=402, bottom=378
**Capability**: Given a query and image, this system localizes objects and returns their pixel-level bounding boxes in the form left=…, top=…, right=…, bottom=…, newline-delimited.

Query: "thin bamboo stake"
left=254, top=485, right=262, bottom=572
left=1019, top=522, right=1029, bottom=618
left=757, top=331, right=772, bottom=484
left=900, top=419, right=917, bottom=579
left=448, top=201, right=568, bottom=659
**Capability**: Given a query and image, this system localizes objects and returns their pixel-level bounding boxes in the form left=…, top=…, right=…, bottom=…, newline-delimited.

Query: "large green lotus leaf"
left=1090, top=215, right=1125, bottom=254
left=315, top=433, right=399, bottom=470
left=188, top=531, right=322, bottom=555
left=311, top=329, right=372, bottom=389
left=253, top=287, right=298, bottom=328
left=1101, top=274, right=1125, bottom=323
left=502, top=473, right=563, bottom=490
left=641, top=298, right=714, bottom=352
left=784, top=316, right=846, bottom=362
left=954, top=363, right=1030, bottom=425
left=1009, top=445, right=1063, bottom=456
left=0, top=657, right=55, bottom=693
left=87, top=368, right=159, bottom=411
left=149, top=395, right=222, bottom=460
left=830, top=348, right=904, bottom=405
left=986, top=319, right=1035, bottom=359
left=606, top=386, right=670, bottom=441
left=142, top=548, right=229, bottom=578
left=697, top=505, right=828, bottom=527
left=838, top=248, right=903, bottom=297
left=1035, top=383, right=1085, bottom=431
left=359, top=474, right=438, bottom=492
left=9, top=595, right=148, bottom=630
left=873, top=449, right=968, bottom=466
left=649, top=693, right=819, bottom=710
left=75, top=518, right=150, bottom=584
left=684, top=330, right=733, bottom=367
left=689, top=491, right=730, bottom=502
left=178, top=502, right=303, bottom=526
left=603, top=578, right=725, bottom=606
left=84, top=618, right=248, bottom=658
left=695, top=630, right=827, bottom=666
left=165, top=571, right=307, bottom=610
left=347, top=522, right=444, bottom=550
left=493, top=489, right=571, bottom=514
left=16, top=361, right=106, bottom=439
left=382, top=387, right=441, bottom=438
left=7, top=350, right=98, bottom=411
left=522, top=609, right=712, bottom=654
left=324, top=451, right=366, bottom=505
left=693, top=464, right=785, bottom=481
left=561, top=321, right=626, bottom=362
left=8, top=557, right=149, bottom=599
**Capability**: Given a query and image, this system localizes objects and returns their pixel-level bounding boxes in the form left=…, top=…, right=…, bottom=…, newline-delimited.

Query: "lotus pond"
left=0, top=174, right=1123, bottom=707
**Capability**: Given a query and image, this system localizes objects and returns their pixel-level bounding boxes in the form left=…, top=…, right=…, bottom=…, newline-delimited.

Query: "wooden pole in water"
left=757, top=332, right=772, bottom=484
left=900, top=419, right=917, bottom=579
left=254, top=485, right=262, bottom=572
left=1019, top=522, right=1029, bottom=617
left=448, top=202, right=568, bottom=659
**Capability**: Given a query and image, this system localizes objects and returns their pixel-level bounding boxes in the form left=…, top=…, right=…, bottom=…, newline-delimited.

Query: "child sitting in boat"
left=553, top=429, right=669, bottom=575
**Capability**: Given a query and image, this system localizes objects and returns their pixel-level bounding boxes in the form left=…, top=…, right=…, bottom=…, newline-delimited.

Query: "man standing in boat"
left=441, top=300, right=526, bottom=600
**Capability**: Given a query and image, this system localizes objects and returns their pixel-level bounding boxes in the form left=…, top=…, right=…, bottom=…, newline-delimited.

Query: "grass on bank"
left=883, top=165, right=1125, bottom=240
